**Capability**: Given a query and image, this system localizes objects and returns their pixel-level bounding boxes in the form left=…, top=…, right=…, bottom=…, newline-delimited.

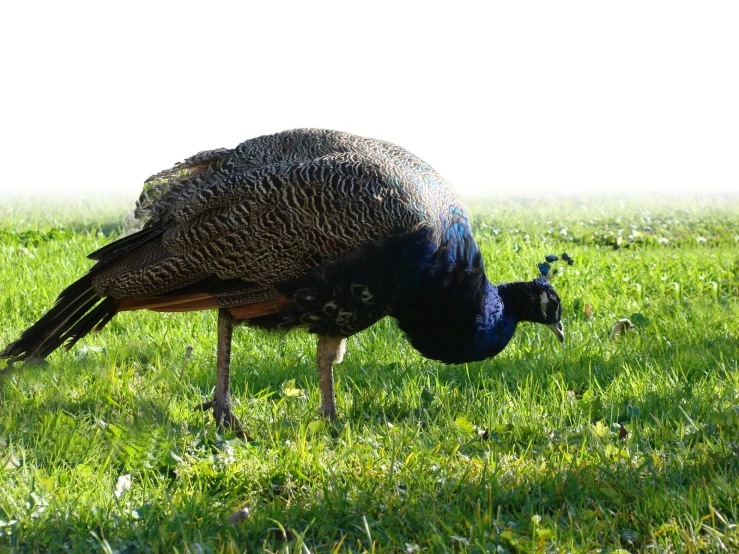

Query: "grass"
left=1, top=195, right=738, bottom=553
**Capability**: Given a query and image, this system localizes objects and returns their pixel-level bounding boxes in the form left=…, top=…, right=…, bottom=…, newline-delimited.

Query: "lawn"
left=1, top=195, right=738, bottom=553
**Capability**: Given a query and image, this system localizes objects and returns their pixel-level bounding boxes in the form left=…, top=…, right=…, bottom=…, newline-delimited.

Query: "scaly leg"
left=316, top=335, right=347, bottom=421
left=195, top=309, right=250, bottom=439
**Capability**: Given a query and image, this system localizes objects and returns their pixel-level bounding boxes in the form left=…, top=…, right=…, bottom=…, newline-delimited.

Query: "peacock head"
left=526, top=277, right=565, bottom=344
left=534, top=252, right=572, bottom=343
left=498, top=253, right=572, bottom=344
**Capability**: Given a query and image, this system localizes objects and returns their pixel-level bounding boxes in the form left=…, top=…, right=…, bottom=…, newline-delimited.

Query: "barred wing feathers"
left=132, top=129, right=361, bottom=228
left=92, top=152, right=426, bottom=307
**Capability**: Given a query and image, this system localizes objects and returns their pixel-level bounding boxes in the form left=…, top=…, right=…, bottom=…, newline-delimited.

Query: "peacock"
left=1, top=129, right=568, bottom=437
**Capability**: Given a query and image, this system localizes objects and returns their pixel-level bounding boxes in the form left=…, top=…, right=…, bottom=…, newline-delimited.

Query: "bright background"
left=1, top=1, right=737, bottom=198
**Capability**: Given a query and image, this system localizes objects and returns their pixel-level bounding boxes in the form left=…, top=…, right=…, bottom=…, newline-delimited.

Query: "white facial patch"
left=540, top=292, right=549, bottom=319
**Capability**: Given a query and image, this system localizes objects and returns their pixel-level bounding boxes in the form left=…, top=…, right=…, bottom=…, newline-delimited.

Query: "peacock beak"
left=548, top=322, right=565, bottom=344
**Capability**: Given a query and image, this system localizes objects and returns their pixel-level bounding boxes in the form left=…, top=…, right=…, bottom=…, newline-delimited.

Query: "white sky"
left=1, top=1, right=737, bottom=198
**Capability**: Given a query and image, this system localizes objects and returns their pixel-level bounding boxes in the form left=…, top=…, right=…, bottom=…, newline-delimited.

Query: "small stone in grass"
left=227, top=505, right=251, bottom=525
left=114, top=474, right=131, bottom=498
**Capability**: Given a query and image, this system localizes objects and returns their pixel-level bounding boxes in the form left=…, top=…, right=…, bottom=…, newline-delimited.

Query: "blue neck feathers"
left=391, top=226, right=519, bottom=364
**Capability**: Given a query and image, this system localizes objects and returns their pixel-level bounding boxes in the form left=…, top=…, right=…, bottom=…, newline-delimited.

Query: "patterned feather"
left=2, top=129, right=565, bottom=367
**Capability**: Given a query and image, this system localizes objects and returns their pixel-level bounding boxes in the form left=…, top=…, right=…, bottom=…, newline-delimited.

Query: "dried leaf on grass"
left=611, top=318, right=636, bottom=337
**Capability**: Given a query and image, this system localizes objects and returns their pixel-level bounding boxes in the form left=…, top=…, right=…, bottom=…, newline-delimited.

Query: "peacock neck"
left=391, top=228, right=518, bottom=364
left=394, top=277, right=518, bottom=364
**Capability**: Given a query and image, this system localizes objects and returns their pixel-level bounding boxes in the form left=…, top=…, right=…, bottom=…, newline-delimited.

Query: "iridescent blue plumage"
left=255, top=215, right=558, bottom=365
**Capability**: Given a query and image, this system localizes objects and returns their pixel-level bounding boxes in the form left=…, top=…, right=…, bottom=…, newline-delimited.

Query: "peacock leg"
left=195, top=308, right=249, bottom=439
left=316, top=335, right=347, bottom=421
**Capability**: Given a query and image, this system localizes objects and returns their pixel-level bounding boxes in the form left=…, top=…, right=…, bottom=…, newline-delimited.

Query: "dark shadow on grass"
left=6, top=428, right=738, bottom=552
left=3, top=327, right=738, bottom=551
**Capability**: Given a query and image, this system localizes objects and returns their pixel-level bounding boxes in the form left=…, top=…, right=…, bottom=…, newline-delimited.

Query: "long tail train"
left=1, top=275, right=118, bottom=364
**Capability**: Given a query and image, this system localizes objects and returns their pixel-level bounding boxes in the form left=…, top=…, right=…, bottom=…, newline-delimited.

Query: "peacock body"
left=2, top=129, right=565, bottom=433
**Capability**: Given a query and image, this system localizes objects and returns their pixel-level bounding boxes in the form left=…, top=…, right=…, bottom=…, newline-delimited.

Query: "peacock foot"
left=195, top=399, right=252, bottom=440
left=317, top=405, right=337, bottom=422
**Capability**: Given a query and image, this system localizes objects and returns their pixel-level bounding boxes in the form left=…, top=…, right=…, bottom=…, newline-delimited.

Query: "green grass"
left=1, top=195, right=738, bottom=553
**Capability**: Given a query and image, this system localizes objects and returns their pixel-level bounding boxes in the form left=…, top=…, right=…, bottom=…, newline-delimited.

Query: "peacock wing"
left=131, top=129, right=364, bottom=228
left=92, top=152, right=422, bottom=306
